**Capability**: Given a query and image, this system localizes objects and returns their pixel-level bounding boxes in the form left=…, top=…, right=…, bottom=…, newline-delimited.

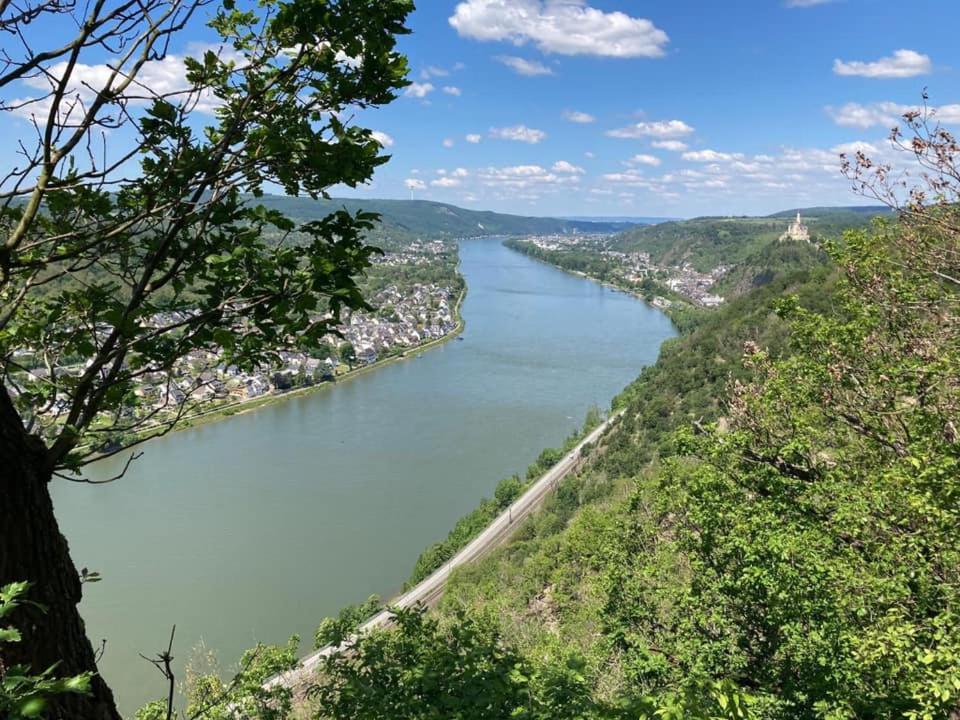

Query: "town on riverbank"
left=10, top=238, right=465, bottom=449
left=506, top=232, right=728, bottom=310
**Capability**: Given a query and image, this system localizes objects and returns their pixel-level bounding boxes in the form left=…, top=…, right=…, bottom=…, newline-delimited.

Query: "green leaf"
left=0, top=627, right=22, bottom=643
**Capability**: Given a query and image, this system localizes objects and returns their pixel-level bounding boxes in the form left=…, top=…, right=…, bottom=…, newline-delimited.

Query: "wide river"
left=53, top=238, right=675, bottom=715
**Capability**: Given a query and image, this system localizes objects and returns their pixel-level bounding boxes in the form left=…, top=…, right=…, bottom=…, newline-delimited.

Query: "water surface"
left=54, top=238, right=676, bottom=714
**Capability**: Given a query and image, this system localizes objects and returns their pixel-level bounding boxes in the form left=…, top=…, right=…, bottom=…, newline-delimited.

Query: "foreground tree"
left=0, top=0, right=413, bottom=716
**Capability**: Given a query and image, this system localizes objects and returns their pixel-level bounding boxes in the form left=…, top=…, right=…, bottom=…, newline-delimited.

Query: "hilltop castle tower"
left=780, top=211, right=810, bottom=243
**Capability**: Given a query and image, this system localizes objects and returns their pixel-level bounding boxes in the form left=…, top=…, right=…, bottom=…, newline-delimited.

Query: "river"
left=52, top=238, right=676, bottom=715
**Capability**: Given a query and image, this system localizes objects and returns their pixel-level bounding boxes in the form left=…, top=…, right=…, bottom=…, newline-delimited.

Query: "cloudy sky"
left=3, top=0, right=958, bottom=218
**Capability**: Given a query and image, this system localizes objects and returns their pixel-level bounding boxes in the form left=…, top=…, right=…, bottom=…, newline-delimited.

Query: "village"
left=521, top=232, right=728, bottom=307
left=13, top=242, right=460, bottom=433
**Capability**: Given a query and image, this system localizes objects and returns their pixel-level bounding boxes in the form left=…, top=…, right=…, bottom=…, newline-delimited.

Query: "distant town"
left=518, top=233, right=728, bottom=308
left=12, top=239, right=461, bottom=443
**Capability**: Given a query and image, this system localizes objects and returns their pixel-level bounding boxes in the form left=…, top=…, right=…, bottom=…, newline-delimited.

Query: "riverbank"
left=62, top=237, right=678, bottom=716
left=501, top=240, right=707, bottom=333
left=265, top=410, right=623, bottom=696
left=80, top=285, right=468, bottom=456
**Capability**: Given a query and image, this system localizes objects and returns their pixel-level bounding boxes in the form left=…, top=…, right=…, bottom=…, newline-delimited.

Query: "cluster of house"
left=523, top=234, right=728, bottom=308
left=131, top=280, right=456, bottom=409
left=523, top=233, right=614, bottom=252
left=18, top=277, right=457, bottom=428
left=335, top=282, right=456, bottom=367
left=664, top=264, right=729, bottom=307
left=373, top=239, right=450, bottom=266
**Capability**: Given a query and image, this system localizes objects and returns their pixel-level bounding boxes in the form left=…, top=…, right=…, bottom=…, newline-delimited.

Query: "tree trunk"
left=0, top=399, right=121, bottom=719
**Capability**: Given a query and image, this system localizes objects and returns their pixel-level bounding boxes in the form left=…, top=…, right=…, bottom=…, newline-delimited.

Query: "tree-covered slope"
left=426, top=205, right=960, bottom=718
left=609, top=206, right=886, bottom=273
left=165, top=123, right=960, bottom=720
left=254, top=195, right=637, bottom=238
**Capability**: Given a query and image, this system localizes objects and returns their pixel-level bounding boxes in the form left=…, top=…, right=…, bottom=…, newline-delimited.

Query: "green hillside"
left=609, top=206, right=887, bottom=273
left=254, top=195, right=637, bottom=239
left=261, top=202, right=957, bottom=720
left=767, top=205, right=893, bottom=219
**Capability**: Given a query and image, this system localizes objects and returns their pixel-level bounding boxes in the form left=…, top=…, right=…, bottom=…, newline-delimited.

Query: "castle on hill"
left=780, top=212, right=810, bottom=243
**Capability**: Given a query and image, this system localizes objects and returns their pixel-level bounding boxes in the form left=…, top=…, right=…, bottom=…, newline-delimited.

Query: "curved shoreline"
left=171, top=284, right=468, bottom=433
left=81, top=285, right=468, bottom=453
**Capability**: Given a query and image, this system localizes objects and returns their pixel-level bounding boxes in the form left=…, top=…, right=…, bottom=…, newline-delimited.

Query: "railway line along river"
left=53, top=237, right=676, bottom=715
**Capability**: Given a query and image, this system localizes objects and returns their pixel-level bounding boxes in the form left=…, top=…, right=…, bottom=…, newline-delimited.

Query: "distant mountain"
left=561, top=215, right=679, bottom=225
left=253, top=195, right=636, bottom=238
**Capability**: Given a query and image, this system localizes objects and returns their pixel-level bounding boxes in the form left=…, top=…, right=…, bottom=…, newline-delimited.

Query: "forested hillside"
left=272, top=128, right=957, bottom=719
left=609, top=207, right=886, bottom=273
left=254, top=195, right=637, bottom=239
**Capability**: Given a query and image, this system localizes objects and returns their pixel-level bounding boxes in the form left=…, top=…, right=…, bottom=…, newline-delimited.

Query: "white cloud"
left=601, top=169, right=649, bottom=185
left=404, top=178, right=427, bottom=190
left=833, top=49, right=931, bottom=79
left=607, top=119, right=694, bottom=139
left=827, top=101, right=960, bottom=129
left=443, top=85, right=463, bottom=96
left=496, top=55, right=554, bottom=76
left=371, top=131, right=394, bottom=148
left=489, top=124, right=546, bottom=143
left=563, top=110, right=595, bottom=123
left=13, top=52, right=227, bottom=122
left=431, top=176, right=462, bottom=188
left=478, top=164, right=581, bottom=190
left=628, top=153, right=661, bottom=167
left=587, top=139, right=901, bottom=208
left=452, top=167, right=470, bottom=177
left=420, top=65, right=450, bottom=79
left=465, top=133, right=483, bottom=144
left=651, top=140, right=688, bottom=151
left=552, top=160, right=585, bottom=174
left=584, top=151, right=596, bottom=158
left=404, top=82, right=435, bottom=98
left=700, top=179, right=727, bottom=189
left=449, top=0, right=669, bottom=58
left=826, top=102, right=901, bottom=129
left=682, top=149, right=744, bottom=162
left=443, top=138, right=456, bottom=148
left=832, top=141, right=880, bottom=156
left=935, top=105, right=960, bottom=123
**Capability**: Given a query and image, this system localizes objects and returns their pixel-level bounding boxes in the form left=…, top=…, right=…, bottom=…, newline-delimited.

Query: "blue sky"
left=346, top=0, right=960, bottom=217
left=3, top=0, right=959, bottom=218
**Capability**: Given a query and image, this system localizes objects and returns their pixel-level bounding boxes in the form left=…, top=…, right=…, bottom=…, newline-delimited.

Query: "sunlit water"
left=53, top=238, right=676, bottom=715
